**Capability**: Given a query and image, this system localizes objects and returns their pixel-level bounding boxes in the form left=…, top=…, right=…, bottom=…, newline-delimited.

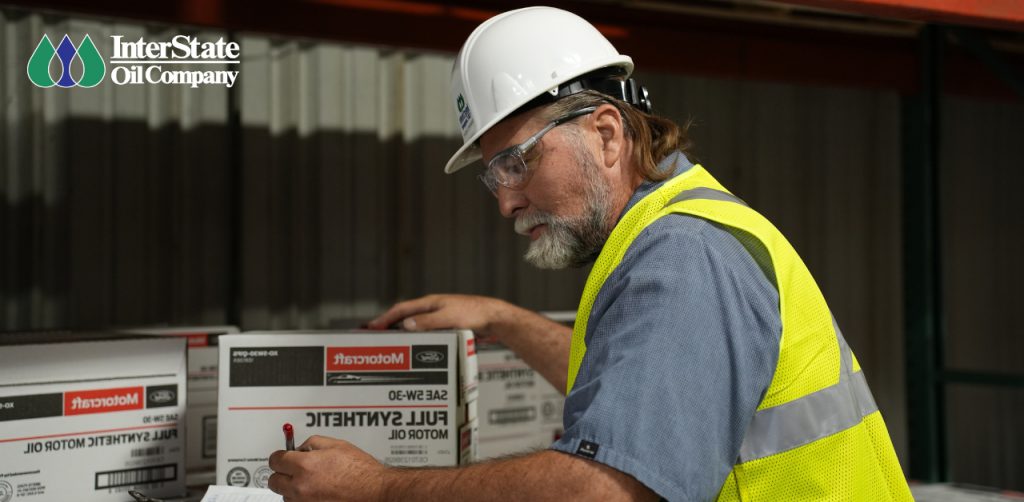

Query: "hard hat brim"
left=443, top=55, right=634, bottom=175
left=444, top=133, right=484, bottom=174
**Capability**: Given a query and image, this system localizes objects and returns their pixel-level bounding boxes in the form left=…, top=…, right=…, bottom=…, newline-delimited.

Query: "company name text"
left=110, top=35, right=239, bottom=60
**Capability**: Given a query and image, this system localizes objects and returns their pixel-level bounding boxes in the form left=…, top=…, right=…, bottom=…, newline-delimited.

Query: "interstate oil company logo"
left=27, top=34, right=105, bottom=88
left=27, top=33, right=239, bottom=89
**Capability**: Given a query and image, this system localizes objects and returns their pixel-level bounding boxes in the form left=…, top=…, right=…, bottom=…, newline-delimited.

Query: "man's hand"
left=367, top=294, right=514, bottom=339
left=368, top=294, right=573, bottom=392
left=267, top=435, right=389, bottom=501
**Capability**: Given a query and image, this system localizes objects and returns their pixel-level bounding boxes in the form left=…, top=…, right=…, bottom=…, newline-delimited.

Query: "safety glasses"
left=478, top=106, right=598, bottom=195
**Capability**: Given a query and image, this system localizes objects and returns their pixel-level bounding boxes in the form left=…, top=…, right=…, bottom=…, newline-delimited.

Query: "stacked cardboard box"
left=0, top=333, right=188, bottom=500
left=476, top=342, right=563, bottom=459
left=121, top=326, right=239, bottom=487
left=473, top=311, right=571, bottom=459
left=215, top=330, right=478, bottom=488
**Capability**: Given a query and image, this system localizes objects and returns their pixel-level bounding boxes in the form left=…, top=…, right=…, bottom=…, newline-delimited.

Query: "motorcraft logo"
left=327, top=346, right=410, bottom=371
left=64, top=386, right=144, bottom=416
left=27, top=33, right=239, bottom=89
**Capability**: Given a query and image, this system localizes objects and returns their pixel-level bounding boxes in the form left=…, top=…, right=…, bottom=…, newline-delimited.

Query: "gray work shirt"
left=550, top=152, right=782, bottom=501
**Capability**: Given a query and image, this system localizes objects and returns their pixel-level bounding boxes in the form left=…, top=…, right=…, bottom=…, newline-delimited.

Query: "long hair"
left=538, top=90, right=693, bottom=182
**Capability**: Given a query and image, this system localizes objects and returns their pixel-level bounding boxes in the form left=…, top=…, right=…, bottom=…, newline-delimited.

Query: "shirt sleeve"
left=550, top=214, right=782, bottom=501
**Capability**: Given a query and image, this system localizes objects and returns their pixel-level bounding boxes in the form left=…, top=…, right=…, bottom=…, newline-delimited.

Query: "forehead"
left=478, top=107, right=549, bottom=164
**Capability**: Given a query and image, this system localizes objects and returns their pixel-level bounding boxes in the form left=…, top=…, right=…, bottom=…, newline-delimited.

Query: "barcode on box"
left=203, top=415, right=217, bottom=458
left=390, top=446, right=427, bottom=456
left=131, top=446, right=164, bottom=458
left=95, top=464, right=176, bottom=489
left=488, top=406, right=536, bottom=425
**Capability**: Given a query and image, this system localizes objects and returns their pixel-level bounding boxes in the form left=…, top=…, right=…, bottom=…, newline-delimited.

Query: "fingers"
left=402, top=309, right=459, bottom=331
left=267, top=471, right=292, bottom=496
left=368, top=296, right=439, bottom=329
left=269, top=449, right=299, bottom=476
left=300, top=434, right=341, bottom=451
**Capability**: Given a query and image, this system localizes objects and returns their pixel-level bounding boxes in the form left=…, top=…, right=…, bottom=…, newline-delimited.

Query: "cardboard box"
left=121, top=326, right=239, bottom=486
left=0, top=335, right=188, bottom=500
left=476, top=343, right=563, bottom=460
left=216, top=330, right=477, bottom=488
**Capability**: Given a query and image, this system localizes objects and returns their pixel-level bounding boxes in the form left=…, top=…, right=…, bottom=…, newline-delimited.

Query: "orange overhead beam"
left=9, top=0, right=1024, bottom=98
left=777, top=0, right=1024, bottom=31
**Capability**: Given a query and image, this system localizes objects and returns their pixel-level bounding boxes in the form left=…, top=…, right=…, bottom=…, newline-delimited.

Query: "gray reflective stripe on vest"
left=667, top=186, right=749, bottom=207
left=738, top=320, right=878, bottom=462
left=664, top=188, right=879, bottom=463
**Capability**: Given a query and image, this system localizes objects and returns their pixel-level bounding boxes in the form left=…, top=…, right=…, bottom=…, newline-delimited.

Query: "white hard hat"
left=444, top=6, right=635, bottom=174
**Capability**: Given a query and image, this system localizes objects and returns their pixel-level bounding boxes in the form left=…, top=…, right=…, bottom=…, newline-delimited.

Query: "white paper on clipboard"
left=200, top=485, right=283, bottom=502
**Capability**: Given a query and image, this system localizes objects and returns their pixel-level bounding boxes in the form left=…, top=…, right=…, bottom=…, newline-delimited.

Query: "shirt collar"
left=617, top=151, right=695, bottom=222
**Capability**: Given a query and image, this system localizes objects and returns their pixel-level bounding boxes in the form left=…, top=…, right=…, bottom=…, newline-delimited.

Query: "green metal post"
left=903, top=24, right=946, bottom=483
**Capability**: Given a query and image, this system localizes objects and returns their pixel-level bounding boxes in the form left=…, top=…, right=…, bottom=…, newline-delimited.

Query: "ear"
left=592, top=103, right=624, bottom=169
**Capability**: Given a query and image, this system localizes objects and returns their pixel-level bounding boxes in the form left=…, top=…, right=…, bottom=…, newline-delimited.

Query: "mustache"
left=514, top=211, right=554, bottom=236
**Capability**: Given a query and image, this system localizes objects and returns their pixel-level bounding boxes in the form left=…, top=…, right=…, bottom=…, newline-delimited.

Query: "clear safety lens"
left=480, top=149, right=528, bottom=194
left=477, top=106, right=597, bottom=195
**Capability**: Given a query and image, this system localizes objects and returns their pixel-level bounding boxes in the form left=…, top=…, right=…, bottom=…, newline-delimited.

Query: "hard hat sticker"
left=457, top=94, right=474, bottom=132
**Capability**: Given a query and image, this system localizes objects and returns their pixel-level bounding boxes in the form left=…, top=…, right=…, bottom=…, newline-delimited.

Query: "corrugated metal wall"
left=941, top=95, right=1024, bottom=490
left=3, top=7, right=1021, bottom=487
left=1, top=11, right=232, bottom=329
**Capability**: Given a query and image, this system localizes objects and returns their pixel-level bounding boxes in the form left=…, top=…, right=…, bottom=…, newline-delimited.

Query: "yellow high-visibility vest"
left=567, top=164, right=912, bottom=500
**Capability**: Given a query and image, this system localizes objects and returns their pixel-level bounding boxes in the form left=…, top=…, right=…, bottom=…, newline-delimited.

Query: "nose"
left=496, top=186, right=527, bottom=219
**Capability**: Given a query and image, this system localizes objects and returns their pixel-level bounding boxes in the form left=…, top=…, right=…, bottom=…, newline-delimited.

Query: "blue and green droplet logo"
left=26, top=34, right=105, bottom=88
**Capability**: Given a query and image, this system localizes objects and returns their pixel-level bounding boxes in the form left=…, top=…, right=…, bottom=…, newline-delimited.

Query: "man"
left=269, top=7, right=912, bottom=501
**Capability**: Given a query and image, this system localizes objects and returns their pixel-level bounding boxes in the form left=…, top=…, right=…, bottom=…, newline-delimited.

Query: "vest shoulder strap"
left=660, top=185, right=840, bottom=409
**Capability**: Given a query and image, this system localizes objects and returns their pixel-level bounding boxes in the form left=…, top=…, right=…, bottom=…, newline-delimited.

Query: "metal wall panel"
left=0, top=10, right=231, bottom=330
left=942, top=95, right=1024, bottom=490
left=947, top=385, right=1024, bottom=490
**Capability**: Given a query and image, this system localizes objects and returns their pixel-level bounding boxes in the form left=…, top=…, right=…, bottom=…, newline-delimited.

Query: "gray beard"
left=520, top=140, right=614, bottom=270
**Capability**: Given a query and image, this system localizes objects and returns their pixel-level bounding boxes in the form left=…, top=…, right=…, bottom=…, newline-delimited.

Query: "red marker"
left=283, top=423, right=295, bottom=451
